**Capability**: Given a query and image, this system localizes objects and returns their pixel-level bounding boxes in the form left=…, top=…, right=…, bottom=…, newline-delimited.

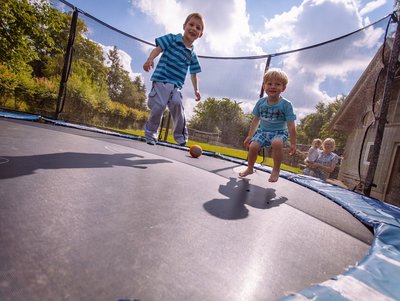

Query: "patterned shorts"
left=251, top=128, right=289, bottom=148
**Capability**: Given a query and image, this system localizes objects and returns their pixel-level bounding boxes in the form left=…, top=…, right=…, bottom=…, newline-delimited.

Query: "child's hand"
left=143, top=60, right=154, bottom=72
left=194, top=90, right=201, bottom=101
left=243, top=136, right=251, bottom=148
left=311, top=162, right=318, bottom=168
left=288, top=144, right=296, bottom=156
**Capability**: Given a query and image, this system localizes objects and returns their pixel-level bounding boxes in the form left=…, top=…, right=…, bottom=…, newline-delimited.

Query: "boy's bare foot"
left=268, top=170, right=280, bottom=182
left=239, top=168, right=253, bottom=177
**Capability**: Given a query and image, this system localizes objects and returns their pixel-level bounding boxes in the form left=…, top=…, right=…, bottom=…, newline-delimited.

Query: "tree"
left=296, top=96, right=347, bottom=149
left=0, top=0, right=68, bottom=113
left=106, top=46, right=146, bottom=110
left=0, top=1, right=148, bottom=128
left=189, top=97, right=250, bottom=147
left=119, top=75, right=147, bottom=110
left=0, top=0, right=64, bottom=73
left=107, top=46, right=126, bottom=101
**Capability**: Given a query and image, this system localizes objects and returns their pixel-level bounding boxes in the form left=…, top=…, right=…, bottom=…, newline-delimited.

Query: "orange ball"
left=189, top=145, right=202, bottom=158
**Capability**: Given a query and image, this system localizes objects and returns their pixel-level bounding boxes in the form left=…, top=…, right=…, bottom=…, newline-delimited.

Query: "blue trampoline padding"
left=278, top=223, right=400, bottom=300
left=40, top=117, right=146, bottom=142
left=287, top=174, right=400, bottom=228
left=2, top=111, right=400, bottom=300
left=0, top=110, right=41, bottom=121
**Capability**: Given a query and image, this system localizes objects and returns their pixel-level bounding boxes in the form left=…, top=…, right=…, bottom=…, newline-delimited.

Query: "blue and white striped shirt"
left=151, top=33, right=201, bottom=89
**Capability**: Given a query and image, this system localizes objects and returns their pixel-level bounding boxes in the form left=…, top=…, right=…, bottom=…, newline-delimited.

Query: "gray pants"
left=144, top=82, right=187, bottom=145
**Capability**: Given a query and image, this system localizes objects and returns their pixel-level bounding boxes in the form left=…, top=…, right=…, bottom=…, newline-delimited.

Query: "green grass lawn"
left=114, top=128, right=302, bottom=174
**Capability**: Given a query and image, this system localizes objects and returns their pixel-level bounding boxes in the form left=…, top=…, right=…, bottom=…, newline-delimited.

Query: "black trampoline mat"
left=0, top=118, right=373, bottom=301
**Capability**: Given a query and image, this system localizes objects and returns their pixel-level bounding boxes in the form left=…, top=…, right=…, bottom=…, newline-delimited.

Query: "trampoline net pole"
left=55, top=8, right=78, bottom=119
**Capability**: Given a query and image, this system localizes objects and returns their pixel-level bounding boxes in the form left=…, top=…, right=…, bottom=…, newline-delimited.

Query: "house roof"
left=329, top=39, right=393, bottom=132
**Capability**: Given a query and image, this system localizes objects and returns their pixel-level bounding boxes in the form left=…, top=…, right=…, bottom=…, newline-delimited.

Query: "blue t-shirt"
left=151, top=33, right=201, bottom=89
left=252, top=96, right=296, bottom=131
left=314, top=152, right=340, bottom=180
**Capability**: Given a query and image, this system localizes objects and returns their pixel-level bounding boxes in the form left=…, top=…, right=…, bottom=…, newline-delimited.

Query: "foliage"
left=0, top=62, right=58, bottom=112
left=0, top=0, right=148, bottom=129
left=0, top=0, right=64, bottom=73
left=0, top=64, right=17, bottom=96
left=107, top=46, right=125, bottom=101
left=296, top=96, right=348, bottom=149
left=189, top=97, right=251, bottom=148
left=67, top=60, right=108, bottom=109
left=106, top=46, right=147, bottom=110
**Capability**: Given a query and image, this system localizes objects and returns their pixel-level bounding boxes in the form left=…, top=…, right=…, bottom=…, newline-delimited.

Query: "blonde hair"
left=184, top=13, right=205, bottom=31
left=323, top=138, right=336, bottom=150
left=312, top=138, right=322, bottom=147
left=263, top=68, right=289, bottom=86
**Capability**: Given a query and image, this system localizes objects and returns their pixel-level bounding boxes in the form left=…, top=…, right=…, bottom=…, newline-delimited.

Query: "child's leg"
left=269, top=139, right=284, bottom=182
left=168, top=88, right=188, bottom=145
left=144, top=83, right=170, bottom=142
left=239, top=141, right=261, bottom=177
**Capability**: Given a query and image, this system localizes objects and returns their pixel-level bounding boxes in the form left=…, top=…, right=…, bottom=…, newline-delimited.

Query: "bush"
left=0, top=64, right=17, bottom=96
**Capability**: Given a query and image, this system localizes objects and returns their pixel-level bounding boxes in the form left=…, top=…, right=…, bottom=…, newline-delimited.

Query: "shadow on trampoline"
left=204, top=177, right=288, bottom=220
left=0, top=152, right=173, bottom=179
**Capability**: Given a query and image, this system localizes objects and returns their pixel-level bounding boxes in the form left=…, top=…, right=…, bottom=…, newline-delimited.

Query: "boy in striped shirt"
left=143, top=13, right=205, bottom=146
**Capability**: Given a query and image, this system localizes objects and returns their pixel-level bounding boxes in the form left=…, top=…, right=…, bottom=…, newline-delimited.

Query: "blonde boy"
left=239, top=68, right=297, bottom=182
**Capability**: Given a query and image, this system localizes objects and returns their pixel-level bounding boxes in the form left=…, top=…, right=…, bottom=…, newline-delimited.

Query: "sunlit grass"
left=114, top=128, right=302, bottom=174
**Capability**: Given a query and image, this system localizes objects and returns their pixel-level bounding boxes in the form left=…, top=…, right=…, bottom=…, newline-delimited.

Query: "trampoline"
left=1, top=112, right=400, bottom=301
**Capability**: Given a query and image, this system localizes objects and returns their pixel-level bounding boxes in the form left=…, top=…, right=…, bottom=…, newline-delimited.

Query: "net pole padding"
left=158, top=110, right=166, bottom=141
left=364, top=13, right=400, bottom=196
left=55, top=8, right=78, bottom=119
left=259, top=56, right=271, bottom=163
left=158, top=109, right=172, bottom=142
left=163, top=110, right=172, bottom=141
left=259, top=56, right=271, bottom=99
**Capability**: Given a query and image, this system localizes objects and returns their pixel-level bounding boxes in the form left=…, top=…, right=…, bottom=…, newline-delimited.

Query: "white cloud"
left=360, top=0, right=387, bottom=16
left=354, top=25, right=385, bottom=48
left=262, top=6, right=302, bottom=45
left=131, top=0, right=259, bottom=56
left=130, top=0, right=185, bottom=32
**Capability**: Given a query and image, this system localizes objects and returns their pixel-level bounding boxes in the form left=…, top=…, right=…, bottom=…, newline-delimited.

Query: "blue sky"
left=58, top=0, right=396, bottom=120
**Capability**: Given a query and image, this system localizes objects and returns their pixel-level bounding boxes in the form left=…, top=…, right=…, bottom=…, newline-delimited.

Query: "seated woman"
left=303, top=138, right=339, bottom=181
